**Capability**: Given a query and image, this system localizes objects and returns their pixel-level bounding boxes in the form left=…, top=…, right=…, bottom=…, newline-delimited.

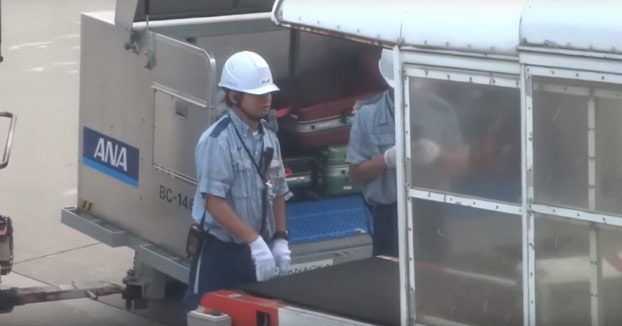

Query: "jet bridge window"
left=532, top=77, right=622, bottom=217
left=407, top=75, right=522, bottom=204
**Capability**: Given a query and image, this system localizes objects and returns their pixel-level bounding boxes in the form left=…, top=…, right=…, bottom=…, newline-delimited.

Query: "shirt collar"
left=228, top=108, right=265, bottom=138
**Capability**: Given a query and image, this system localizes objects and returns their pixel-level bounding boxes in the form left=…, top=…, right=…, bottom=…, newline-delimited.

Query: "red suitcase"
left=277, top=64, right=386, bottom=150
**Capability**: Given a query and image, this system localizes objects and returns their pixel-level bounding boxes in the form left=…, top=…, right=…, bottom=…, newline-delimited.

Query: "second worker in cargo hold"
left=347, top=49, right=470, bottom=257
left=184, top=51, right=292, bottom=309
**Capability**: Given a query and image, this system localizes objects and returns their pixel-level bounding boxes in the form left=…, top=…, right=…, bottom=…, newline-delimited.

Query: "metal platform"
left=62, top=206, right=372, bottom=286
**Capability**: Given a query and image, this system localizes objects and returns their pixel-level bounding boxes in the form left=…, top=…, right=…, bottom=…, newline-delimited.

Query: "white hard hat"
left=379, top=48, right=395, bottom=88
left=218, top=51, right=279, bottom=95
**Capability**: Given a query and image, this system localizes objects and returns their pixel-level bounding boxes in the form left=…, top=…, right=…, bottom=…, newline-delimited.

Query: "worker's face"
left=240, top=93, right=272, bottom=122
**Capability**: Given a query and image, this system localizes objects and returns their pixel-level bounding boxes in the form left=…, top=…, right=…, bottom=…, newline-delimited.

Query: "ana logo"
left=93, top=138, right=128, bottom=172
left=83, top=127, right=139, bottom=187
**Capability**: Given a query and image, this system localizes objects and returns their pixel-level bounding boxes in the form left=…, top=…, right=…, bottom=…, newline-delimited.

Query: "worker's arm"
left=438, top=147, right=471, bottom=176
left=205, top=196, right=258, bottom=244
left=437, top=110, right=471, bottom=176
left=270, top=140, right=289, bottom=233
left=411, top=105, right=470, bottom=176
left=197, top=137, right=259, bottom=244
left=270, top=147, right=292, bottom=275
left=347, top=109, right=389, bottom=183
left=412, top=139, right=470, bottom=176
left=272, top=195, right=286, bottom=232
left=349, top=156, right=386, bottom=183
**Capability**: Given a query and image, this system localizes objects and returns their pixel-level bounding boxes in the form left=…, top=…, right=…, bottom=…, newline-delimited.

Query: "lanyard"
left=230, top=114, right=267, bottom=181
left=229, top=113, right=272, bottom=239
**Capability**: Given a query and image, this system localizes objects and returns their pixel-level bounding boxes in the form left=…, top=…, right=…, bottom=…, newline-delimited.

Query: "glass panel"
left=595, top=97, right=622, bottom=215
left=408, top=77, right=522, bottom=203
left=412, top=199, right=523, bottom=325
left=535, top=215, right=622, bottom=325
left=533, top=77, right=622, bottom=216
left=533, top=81, right=588, bottom=208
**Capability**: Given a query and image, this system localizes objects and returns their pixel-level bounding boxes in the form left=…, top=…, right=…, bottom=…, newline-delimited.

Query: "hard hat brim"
left=378, top=60, right=395, bottom=88
left=244, top=83, right=280, bottom=95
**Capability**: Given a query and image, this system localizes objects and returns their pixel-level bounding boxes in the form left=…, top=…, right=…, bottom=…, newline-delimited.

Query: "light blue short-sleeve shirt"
left=346, top=90, right=464, bottom=205
left=191, top=109, right=290, bottom=243
left=346, top=91, right=397, bottom=206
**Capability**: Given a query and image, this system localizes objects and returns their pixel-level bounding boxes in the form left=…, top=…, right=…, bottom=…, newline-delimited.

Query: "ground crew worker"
left=347, top=48, right=469, bottom=257
left=184, top=51, right=292, bottom=309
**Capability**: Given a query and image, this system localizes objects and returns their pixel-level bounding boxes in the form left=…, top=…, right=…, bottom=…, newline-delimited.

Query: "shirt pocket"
left=370, top=132, right=395, bottom=154
left=231, top=159, right=253, bottom=198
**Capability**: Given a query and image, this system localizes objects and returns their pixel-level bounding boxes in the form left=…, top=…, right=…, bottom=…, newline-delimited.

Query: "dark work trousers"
left=183, top=233, right=256, bottom=310
left=371, top=202, right=399, bottom=257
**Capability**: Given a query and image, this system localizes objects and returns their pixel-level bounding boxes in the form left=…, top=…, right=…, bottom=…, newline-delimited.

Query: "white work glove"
left=412, top=139, right=441, bottom=166
left=249, top=237, right=277, bottom=282
left=383, top=146, right=397, bottom=169
left=271, top=239, right=292, bottom=276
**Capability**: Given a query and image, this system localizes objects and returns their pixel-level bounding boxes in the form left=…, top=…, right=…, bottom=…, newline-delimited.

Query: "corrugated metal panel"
left=402, top=0, right=524, bottom=55
left=273, top=0, right=403, bottom=46
left=274, top=0, right=524, bottom=55
left=274, top=0, right=622, bottom=56
left=520, top=0, right=622, bottom=55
